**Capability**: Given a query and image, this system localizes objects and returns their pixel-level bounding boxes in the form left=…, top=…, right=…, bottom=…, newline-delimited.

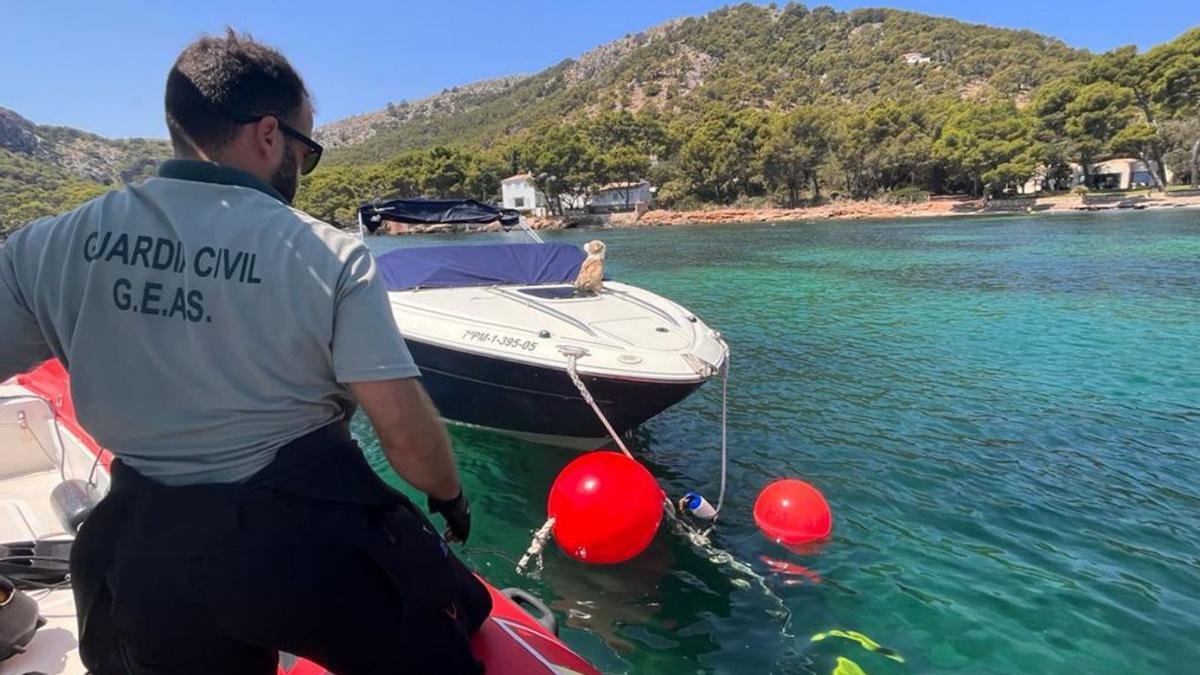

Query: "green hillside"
left=322, top=4, right=1090, bottom=164
left=295, top=9, right=1200, bottom=225
left=4, top=3, right=1200, bottom=233
left=0, top=148, right=110, bottom=234
left=0, top=106, right=170, bottom=235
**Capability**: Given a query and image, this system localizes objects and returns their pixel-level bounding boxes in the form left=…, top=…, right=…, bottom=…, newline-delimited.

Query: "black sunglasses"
left=238, top=114, right=323, bottom=175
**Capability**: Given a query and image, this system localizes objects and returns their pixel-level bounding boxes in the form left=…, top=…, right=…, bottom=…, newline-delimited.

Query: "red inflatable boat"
left=0, top=360, right=598, bottom=675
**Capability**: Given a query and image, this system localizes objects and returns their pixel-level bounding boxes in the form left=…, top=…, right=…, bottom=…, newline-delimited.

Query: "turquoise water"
left=360, top=211, right=1200, bottom=674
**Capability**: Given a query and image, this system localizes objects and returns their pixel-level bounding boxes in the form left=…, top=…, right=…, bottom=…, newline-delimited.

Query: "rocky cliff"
left=0, top=106, right=170, bottom=184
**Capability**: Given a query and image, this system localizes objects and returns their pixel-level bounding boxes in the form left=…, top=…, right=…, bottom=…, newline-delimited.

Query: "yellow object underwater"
left=833, top=657, right=868, bottom=675
left=811, top=629, right=905, bottom=663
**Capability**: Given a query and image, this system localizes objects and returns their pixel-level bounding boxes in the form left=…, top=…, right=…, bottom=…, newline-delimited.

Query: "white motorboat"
left=359, top=199, right=728, bottom=449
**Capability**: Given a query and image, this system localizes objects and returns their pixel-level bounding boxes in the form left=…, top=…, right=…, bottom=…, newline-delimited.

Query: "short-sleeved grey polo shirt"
left=0, top=159, right=419, bottom=485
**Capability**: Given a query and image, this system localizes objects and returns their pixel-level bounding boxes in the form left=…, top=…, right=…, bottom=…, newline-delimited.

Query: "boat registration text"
left=463, top=330, right=539, bottom=352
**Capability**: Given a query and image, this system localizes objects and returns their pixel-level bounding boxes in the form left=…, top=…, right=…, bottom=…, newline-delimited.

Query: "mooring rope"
left=515, top=344, right=787, bottom=630
left=714, top=343, right=730, bottom=516
left=513, top=349, right=637, bottom=575
left=560, top=344, right=732, bottom=524
left=516, top=516, right=556, bottom=574
left=561, top=344, right=730, bottom=519
left=517, top=345, right=735, bottom=574
left=561, top=348, right=634, bottom=460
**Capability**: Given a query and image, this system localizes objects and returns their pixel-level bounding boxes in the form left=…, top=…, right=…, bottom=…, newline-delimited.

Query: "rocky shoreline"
left=371, top=191, right=1200, bottom=235
left=611, top=191, right=1200, bottom=227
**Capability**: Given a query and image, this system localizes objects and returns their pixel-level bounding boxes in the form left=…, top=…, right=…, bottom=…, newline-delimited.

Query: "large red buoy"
left=753, top=479, right=832, bottom=545
left=548, top=452, right=664, bottom=564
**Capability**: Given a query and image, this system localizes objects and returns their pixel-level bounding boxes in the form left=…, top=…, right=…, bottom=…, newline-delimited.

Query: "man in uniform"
left=0, top=30, right=490, bottom=674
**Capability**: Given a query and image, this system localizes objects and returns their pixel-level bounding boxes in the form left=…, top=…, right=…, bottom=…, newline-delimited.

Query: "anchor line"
left=516, top=345, right=740, bottom=571
left=514, top=344, right=786, bottom=631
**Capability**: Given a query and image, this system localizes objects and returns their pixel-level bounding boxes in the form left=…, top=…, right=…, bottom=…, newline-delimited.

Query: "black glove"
left=428, top=489, right=471, bottom=544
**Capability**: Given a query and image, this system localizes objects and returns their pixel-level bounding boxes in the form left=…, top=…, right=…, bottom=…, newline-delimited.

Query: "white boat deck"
left=0, top=470, right=81, bottom=675
left=389, top=280, right=727, bottom=382
left=1, top=383, right=84, bottom=675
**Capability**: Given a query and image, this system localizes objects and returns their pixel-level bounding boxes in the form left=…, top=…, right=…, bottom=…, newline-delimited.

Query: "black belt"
left=94, top=421, right=409, bottom=556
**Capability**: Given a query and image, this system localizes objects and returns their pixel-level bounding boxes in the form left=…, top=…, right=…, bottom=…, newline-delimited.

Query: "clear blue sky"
left=2, top=0, right=1196, bottom=139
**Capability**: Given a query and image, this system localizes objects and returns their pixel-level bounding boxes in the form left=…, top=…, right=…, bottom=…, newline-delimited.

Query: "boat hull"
left=405, top=338, right=706, bottom=446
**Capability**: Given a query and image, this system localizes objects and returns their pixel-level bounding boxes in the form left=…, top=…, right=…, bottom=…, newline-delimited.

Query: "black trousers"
left=71, top=423, right=491, bottom=675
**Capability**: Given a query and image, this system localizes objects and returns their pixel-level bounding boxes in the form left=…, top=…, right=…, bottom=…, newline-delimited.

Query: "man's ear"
left=252, top=116, right=282, bottom=161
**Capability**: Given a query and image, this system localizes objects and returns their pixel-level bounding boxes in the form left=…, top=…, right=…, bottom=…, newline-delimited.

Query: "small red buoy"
left=753, top=479, right=832, bottom=545
left=548, top=452, right=664, bottom=564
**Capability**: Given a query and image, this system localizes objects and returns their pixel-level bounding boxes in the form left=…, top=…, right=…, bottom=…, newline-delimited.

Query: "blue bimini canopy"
left=359, top=198, right=520, bottom=233
left=376, top=243, right=586, bottom=291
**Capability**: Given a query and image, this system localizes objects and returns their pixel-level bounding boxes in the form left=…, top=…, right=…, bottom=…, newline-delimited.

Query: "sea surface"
left=360, top=211, right=1200, bottom=674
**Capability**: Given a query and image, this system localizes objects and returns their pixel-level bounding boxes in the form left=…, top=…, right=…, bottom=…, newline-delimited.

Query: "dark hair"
left=165, top=29, right=309, bottom=154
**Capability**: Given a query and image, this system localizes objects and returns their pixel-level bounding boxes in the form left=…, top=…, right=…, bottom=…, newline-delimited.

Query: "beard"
left=269, top=141, right=300, bottom=203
